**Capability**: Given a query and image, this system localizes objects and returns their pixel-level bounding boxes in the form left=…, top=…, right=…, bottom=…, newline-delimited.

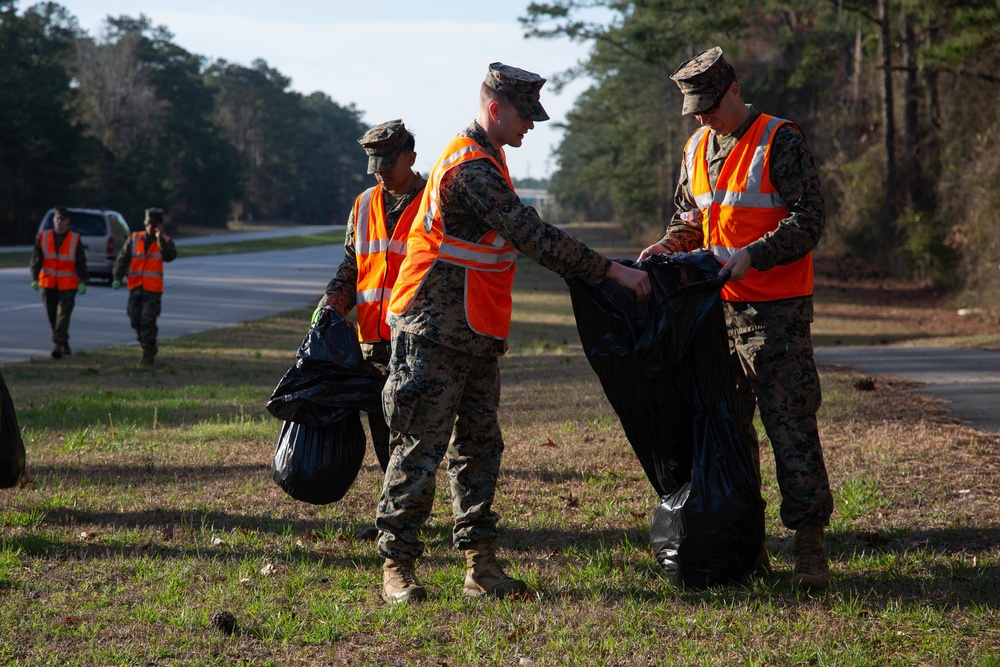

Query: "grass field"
left=1, top=223, right=998, bottom=665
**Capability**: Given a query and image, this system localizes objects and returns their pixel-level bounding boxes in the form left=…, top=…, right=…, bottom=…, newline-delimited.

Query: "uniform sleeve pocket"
left=382, top=367, right=425, bottom=435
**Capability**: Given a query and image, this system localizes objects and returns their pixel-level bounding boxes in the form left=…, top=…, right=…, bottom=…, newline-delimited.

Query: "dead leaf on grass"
left=559, top=492, right=580, bottom=509
left=629, top=511, right=645, bottom=520
left=855, top=530, right=890, bottom=547
left=18, top=475, right=35, bottom=489
left=260, top=562, right=278, bottom=576
left=64, top=616, right=81, bottom=625
left=540, top=438, right=558, bottom=448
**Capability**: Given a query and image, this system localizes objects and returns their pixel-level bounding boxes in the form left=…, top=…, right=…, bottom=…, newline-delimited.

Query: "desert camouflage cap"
left=358, top=119, right=411, bottom=174
left=670, top=46, right=737, bottom=115
left=484, top=62, right=549, bottom=122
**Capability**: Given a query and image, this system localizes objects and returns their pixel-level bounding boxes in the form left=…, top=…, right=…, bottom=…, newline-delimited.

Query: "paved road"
left=815, top=346, right=1000, bottom=434
left=0, top=230, right=344, bottom=365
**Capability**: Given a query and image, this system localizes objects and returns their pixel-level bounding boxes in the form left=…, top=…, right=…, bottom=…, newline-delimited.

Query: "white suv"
left=37, top=208, right=132, bottom=283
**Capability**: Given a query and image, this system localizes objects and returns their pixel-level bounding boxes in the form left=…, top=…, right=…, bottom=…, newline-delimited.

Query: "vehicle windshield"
left=41, top=211, right=107, bottom=236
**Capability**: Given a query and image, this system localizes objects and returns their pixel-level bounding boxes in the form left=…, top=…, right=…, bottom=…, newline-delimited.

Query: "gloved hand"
left=310, top=303, right=325, bottom=327
left=77, top=283, right=87, bottom=295
left=30, top=280, right=39, bottom=291
left=111, top=280, right=121, bottom=290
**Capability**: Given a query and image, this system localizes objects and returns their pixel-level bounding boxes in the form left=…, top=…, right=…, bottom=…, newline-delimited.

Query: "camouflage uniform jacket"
left=660, top=105, right=825, bottom=334
left=392, top=121, right=611, bottom=358
left=112, top=232, right=177, bottom=284
left=324, top=174, right=428, bottom=316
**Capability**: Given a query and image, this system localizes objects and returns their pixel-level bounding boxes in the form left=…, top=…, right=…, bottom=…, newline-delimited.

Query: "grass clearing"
left=1, top=222, right=999, bottom=665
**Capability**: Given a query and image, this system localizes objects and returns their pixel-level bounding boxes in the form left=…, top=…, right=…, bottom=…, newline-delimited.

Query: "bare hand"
left=638, top=243, right=670, bottom=262
left=721, top=248, right=753, bottom=280
left=606, top=261, right=651, bottom=301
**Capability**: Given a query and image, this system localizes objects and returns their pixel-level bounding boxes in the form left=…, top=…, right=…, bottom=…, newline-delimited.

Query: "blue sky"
left=59, top=0, right=605, bottom=181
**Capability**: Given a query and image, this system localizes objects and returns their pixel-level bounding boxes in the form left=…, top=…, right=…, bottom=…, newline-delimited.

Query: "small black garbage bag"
left=266, top=308, right=383, bottom=426
left=271, top=415, right=366, bottom=505
left=567, top=251, right=765, bottom=586
left=267, top=308, right=383, bottom=504
left=0, top=368, right=26, bottom=489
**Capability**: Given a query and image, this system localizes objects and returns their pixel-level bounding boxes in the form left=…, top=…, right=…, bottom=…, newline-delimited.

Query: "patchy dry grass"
left=1, top=222, right=999, bottom=665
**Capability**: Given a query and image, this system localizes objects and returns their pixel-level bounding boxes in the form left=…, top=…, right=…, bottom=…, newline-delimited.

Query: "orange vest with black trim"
left=354, top=184, right=423, bottom=342
left=127, top=232, right=167, bottom=293
left=38, top=230, right=81, bottom=290
left=685, top=113, right=813, bottom=302
left=388, top=135, right=518, bottom=340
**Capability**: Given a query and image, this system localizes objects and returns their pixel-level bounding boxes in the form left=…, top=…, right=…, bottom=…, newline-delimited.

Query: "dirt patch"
left=812, top=253, right=1000, bottom=345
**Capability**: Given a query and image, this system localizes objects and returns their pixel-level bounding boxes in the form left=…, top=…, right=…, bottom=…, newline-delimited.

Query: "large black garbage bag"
left=266, top=308, right=383, bottom=427
left=271, top=415, right=366, bottom=504
left=567, top=251, right=765, bottom=586
left=267, top=308, right=382, bottom=504
left=0, top=368, right=26, bottom=489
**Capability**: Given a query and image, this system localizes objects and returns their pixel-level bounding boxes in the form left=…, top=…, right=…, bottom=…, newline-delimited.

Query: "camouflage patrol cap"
left=144, top=207, right=164, bottom=225
left=670, top=46, right=737, bottom=115
left=484, top=62, right=549, bottom=122
left=358, top=119, right=412, bottom=174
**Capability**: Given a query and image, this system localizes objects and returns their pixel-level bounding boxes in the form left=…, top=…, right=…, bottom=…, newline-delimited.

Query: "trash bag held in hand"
left=266, top=308, right=383, bottom=504
left=0, top=369, right=27, bottom=489
left=272, top=415, right=366, bottom=505
left=568, top=251, right=765, bottom=587
left=266, top=308, right=383, bottom=427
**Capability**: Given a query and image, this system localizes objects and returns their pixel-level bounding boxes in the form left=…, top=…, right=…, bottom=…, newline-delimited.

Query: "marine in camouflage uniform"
left=376, top=63, right=651, bottom=604
left=321, top=120, right=427, bottom=472
left=642, top=47, right=833, bottom=588
left=113, top=208, right=177, bottom=366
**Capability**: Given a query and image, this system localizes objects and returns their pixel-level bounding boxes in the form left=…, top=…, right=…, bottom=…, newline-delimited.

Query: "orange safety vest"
left=353, top=185, right=423, bottom=342
left=685, top=113, right=813, bottom=302
left=38, top=230, right=81, bottom=290
left=127, top=232, right=166, bottom=293
left=388, top=135, right=519, bottom=340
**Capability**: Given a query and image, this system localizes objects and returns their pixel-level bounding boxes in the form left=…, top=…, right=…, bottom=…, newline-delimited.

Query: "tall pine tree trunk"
left=878, top=0, right=898, bottom=228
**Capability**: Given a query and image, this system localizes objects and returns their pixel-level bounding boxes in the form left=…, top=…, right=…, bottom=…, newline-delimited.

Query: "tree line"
left=1, top=1, right=369, bottom=245
left=523, top=0, right=1000, bottom=305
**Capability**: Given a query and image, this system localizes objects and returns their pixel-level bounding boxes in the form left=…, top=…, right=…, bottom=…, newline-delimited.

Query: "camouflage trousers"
left=729, top=318, right=834, bottom=530
left=360, top=340, right=392, bottom=473
left=376, top=330, right=504, bottom=560
left=127, top=288, right=162, bottom=353
left=41, top=287, right=76, bottom=345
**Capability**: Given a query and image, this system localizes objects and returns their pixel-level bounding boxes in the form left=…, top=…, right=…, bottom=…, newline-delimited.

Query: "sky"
left=58, top=0, right=605, bottom=181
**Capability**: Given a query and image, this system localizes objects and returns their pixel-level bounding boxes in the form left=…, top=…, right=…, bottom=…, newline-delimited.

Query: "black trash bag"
left=0, top=368, right=26, bottom=489
left=266, top=308, right=383, bottom=427
left=272, top=414, right=366, bottom=504
left=567, top=251, right=765, bottom=587
left=267, top=308, right=382, bottom=504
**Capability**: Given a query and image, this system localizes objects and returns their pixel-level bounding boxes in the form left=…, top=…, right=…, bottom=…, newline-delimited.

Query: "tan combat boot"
left=790, top=522, right=830, bottom=589
left=381, top=558, right=427, bottom=605
left=463, top=540, right=528, bottom=599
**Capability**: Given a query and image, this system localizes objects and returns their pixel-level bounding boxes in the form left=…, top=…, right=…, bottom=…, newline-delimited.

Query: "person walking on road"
left=30, top=207, right=89, bottom=359
left=317, top=119, right=426, bottom=474
left=375, top=62, right=651, bottom=605
left=113, top=207, right=177, bottom=367
left=639, top=47, right=834, bottom=589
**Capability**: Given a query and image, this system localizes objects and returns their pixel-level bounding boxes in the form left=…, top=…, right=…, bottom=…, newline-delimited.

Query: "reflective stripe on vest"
left=127, top=232, right=165, bottom=293
left=38, top=230, right=81, bottom=290
left=353, top=184, right=423, bottom=342
left=388, top=135, right=518, bottom=340
left=685, top=113, right=813, bottom=302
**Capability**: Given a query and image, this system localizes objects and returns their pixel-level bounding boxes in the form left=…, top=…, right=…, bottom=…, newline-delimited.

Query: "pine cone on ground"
left=210, top=610, right=237, bottom=635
